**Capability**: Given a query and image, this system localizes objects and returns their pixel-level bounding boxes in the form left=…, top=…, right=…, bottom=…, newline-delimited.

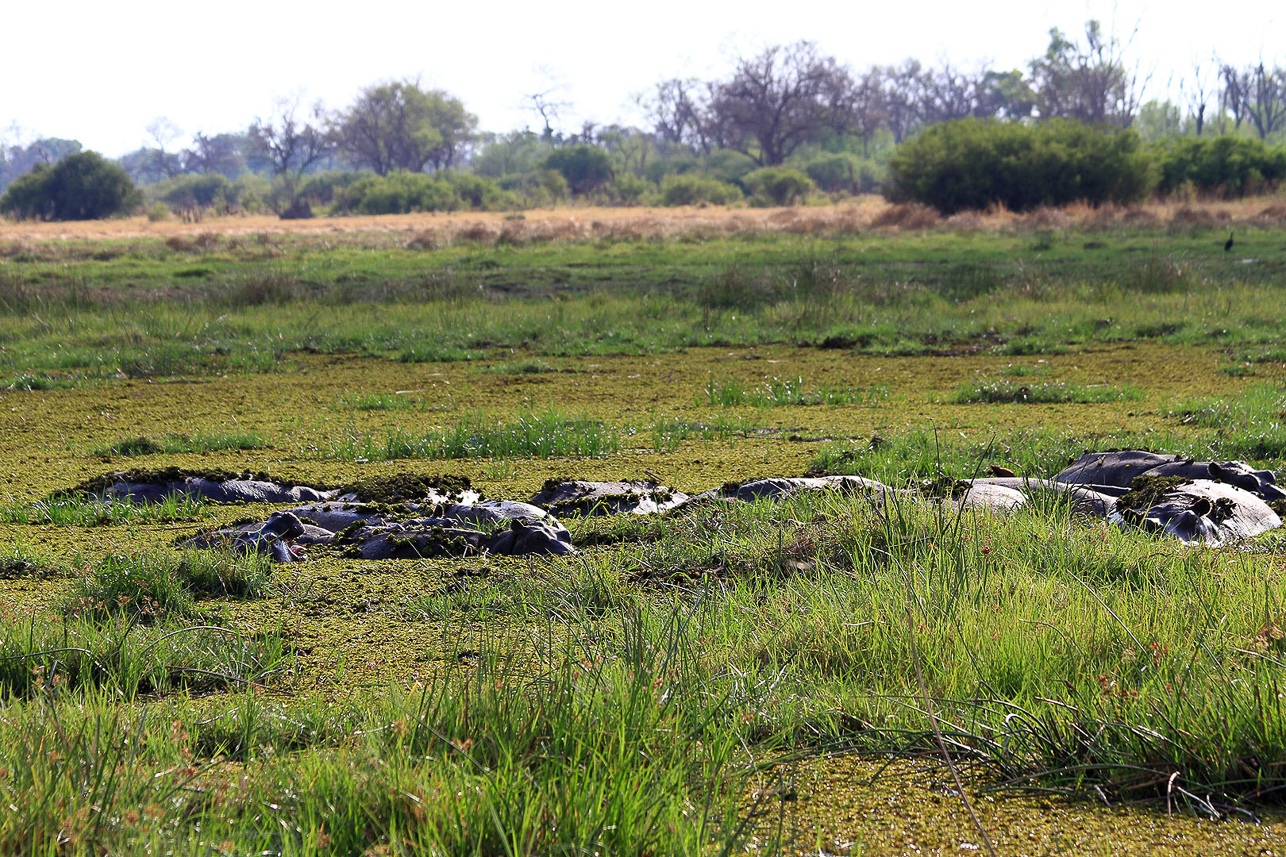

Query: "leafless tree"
left=880, top=60, right=927, bottom=142
left=1219, top=63, right=1251, bottom=131
left=648, top=78, right=710, bottom=151
left=1182, top=59, right=1215, bottom=136
left=919, top=61, right=994, bottom=123
left=705, top=41, right=857, bottom=165
left=248, top=99, right=335, bottom=214
left=1028, top=20, right=1143, bottom=125
left=1245, top=62, right=1286, bottom=140
left=145, top=117, right=185, bottom=179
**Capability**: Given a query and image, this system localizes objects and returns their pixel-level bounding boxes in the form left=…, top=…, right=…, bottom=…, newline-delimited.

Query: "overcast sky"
left=3, top=0, right=1282, bottom=157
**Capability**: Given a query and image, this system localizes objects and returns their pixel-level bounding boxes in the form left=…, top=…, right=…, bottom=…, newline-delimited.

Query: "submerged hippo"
left=687, top=475, right=896, bottom=505
left=1113, top=478, right=1282, bottom=544
left=104, top=475, right=333, bottom=505
left=184, top=511, right=312, bottom=562
left=1056, top=451, right=1285, bottom=502
left=962, top=478, right=1121, bottom=516
left=529, top=479, right=690, bottom=516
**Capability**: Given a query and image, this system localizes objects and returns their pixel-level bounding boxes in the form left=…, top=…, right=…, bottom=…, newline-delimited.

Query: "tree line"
left=3, top=22, right=1286, bottom=220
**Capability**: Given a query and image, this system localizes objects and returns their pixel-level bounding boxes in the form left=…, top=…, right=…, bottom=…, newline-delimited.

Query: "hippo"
left=337, top=514, right=573, bottom=559
left=184, top=511, right=311, bottom=562
left=687, top=475, right=896, bottom=505
left=529, top=479, right=690, bottom=516
left=1055, top=451, right=1285, bottom=502
left=964, top=477, right=1122, bottom=516
left=105, top=476, right=333, bottom=505
left=1113, top=478, right=1282, bottom=544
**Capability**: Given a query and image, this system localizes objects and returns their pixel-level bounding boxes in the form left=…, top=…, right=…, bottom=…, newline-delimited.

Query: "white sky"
left=2, top=0, right=1282, bottom=157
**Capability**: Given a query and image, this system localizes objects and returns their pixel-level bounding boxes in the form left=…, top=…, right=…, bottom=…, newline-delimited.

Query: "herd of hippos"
left=81, top=450, right=1286, bottom=562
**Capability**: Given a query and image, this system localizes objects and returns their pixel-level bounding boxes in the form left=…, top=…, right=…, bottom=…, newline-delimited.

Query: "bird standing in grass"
left=1225, top=231, right=1235, bottom=252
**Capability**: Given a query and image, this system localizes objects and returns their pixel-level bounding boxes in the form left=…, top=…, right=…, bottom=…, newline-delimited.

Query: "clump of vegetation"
left=92, top=431, right=265, bottom=457
left=888, top=118, right=1154, bottom=213
left=328, top=410, right=620, bottom=461
left=0, top=151, right=141, bottom=220
left=1116, top=474, right=1190, bottom=512
left=951, top=378, right=1140, bottom=404
left=700, top=375, right=886, bottom=407
left=333, top=473, right=474, bottom=503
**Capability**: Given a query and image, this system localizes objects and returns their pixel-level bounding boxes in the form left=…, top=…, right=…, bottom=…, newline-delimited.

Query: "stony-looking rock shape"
left=1056, top=451, right=1286, bottom=502
left=339, top=515, right=574, bottom=560
left=529, top=479, right=690, bottom=516
left=1113, top=478, right=1282, bottom=544
left=184, top=511, right=312, bottom=562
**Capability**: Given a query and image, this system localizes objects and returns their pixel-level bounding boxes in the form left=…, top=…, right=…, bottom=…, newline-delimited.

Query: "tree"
left=542, top=145, right=614, bottom=196
left=0, top=151, right=140, bottom=220
left=1182, top=59, right=1215, bottom=136
left=1028, top=21, right=1143, bottom=125
left=1244, top=63, right=1286, bottom=140
left=647, top=78, right=710, bottom=151
left=335, top=81, right=477, bottom=175
left=183, top=132, right=248, bottom=177
left=247, top=99, right=335, bottom=216
left=879, top=60, right=928, bottom=142
left=705, top=41, right=856, bottom=165
left=0, top=135, right=81, bottom=192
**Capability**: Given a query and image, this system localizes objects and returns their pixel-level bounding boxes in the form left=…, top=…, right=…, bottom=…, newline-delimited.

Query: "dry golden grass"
left=2, top=194, right=1283, bottom=245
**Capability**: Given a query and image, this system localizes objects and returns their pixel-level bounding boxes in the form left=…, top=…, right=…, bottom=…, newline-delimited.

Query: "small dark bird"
left=989, top=464, right=1016, bottom=477
left=1224, top=231, right=1235, bottom=252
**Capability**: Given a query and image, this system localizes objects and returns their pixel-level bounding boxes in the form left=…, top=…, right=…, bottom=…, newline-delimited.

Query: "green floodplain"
left=2, top=214, right=1286, bottom=853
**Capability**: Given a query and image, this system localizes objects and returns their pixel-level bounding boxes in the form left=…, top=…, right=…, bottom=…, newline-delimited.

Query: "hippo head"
left=1121, top=496, right=1223, bottom=543
left=1208, top=462, right=1286, bottom=502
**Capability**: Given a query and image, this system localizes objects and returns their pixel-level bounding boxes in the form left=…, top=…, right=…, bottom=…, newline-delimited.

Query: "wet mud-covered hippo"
left=961, top=478, right=1122, bottom=516
left=1056, top=451, right=1286, bottom=502
left=1113, top=478, right=1282, bottom=544
left=688, top=475, right=896, bottom=505
left=100, top=474, right=333, bottom=505
left=184, top=511, right=314, bottom=562
left=529, top=479, right=689, bottom=516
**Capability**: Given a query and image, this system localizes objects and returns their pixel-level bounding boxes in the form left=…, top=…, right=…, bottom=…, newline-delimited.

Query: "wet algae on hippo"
left=65, top=450, right=1286, bottom=563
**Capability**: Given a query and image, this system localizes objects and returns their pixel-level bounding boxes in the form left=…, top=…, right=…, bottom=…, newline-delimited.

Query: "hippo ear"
left=1191, top=498, right=1213, bottom=518
left=1262, top=470, right=1279, bottom=485
left=1207, top=462, right=1225, bottom=478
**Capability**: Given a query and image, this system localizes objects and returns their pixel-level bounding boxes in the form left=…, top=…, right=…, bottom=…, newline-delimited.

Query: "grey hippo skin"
left=963, top=478, right=1121, bottom=516
left=529, top=479, right=690, bottom=516
left=685, top=475, right=897, bottom=506
left=1114, top=479, right=1282, bottom=544
left=1056, top=451, right=1286, bottom=502
left=184, top=511, right=312, bottom=562
left=109, top=477, right=334, bottom=505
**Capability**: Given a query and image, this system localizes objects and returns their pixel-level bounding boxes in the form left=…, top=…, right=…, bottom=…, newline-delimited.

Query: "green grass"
left=0, top=492, right=209, bottom=526
left=700, top=375, right=888, bottom=407
left=327, top=409, right=621, bottom=461
left=336, top=390, right=425, bottom=410
left=2, top=227, right=1286, bottom=384
left=950, top=378, right=1142, bottom=404
left=91, top=431, right=265, bottom=457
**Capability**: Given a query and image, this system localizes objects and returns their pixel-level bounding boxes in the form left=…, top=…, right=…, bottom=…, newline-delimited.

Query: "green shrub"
left=744, top=167, right=815, bottom=206
left=448, top=173, right=511, bottom=210
left=659, top=174, right=742, bottom=206
left=887, top=118, right=1155, bottom=214
left=1155, top=135, right=1286, bottom=198
left=0, top=151, right=141, bottom=220
left=703, top=149, right=758, bottom=186
left=542, top=145, right=614, bottom=196
left=803, top=153, right=884, bottom=194
left=151, top=173, right=232, bottom=220
left=332, top=172, right=461, bottom=215
left=613, top=172, right=651, bottom=205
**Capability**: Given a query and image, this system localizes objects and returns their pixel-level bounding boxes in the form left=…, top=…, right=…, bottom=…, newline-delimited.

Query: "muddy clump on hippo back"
left=1056, top=451, right=1286, bottom=502
left=686, top=475, right=897, bottom=506
left=1113, top=476, right=1282, bottom=544
left=529, top=479, right=689, bottom=516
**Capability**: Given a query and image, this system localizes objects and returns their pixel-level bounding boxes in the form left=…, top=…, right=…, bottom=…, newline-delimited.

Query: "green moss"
left=334, top=472, right=474, bottom=503
left=1116, top=474, right=1191, bottom=512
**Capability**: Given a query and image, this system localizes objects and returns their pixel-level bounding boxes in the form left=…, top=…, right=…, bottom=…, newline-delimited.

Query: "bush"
left=0, top=151, right=141, bottom=220
left=803, top=154, right=884, bottom=194
left=448, top=173, right=512, bottom=210
left=659, top=175, right=743, bottom=206
left=887, top=118, right=1155, bottom=214
left=331, top=172, right=461, bottom=215
left=613, top=172, right=652, bottom=205
left=299, top=170, right=374, bottom=207
left=703, top=150, right=758, bottom=187
left=743, top=167, right=815, bottom=206
left=542, top=145, right=614, bottom=196
left=151, top=173, right=232, bottom=220
left=1155, top=135, right=1286, bottom=198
